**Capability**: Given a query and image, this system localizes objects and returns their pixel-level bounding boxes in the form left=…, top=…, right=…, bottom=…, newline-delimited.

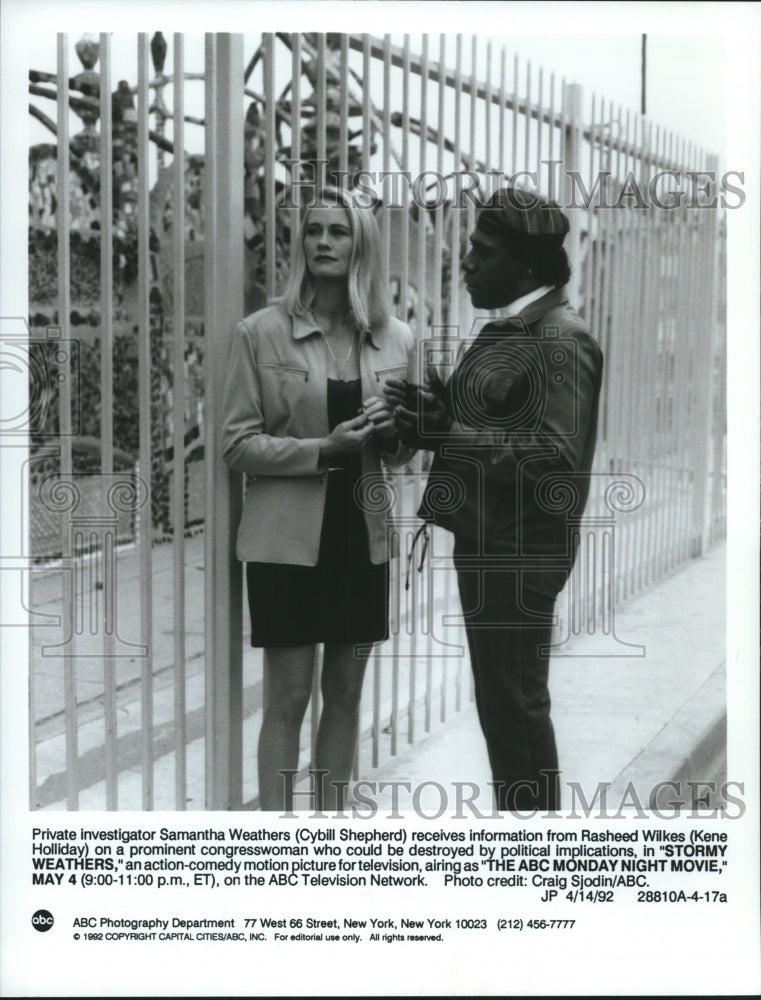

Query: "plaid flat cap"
left=476, top=187, right=570, bottom=239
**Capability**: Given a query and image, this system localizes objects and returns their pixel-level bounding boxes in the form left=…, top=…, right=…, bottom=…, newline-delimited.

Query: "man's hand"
left=383, top=368, right=451, bottom=449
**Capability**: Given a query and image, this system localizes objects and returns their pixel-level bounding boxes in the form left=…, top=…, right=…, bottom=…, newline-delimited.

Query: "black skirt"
left=247, top=379, right=389, bottom=647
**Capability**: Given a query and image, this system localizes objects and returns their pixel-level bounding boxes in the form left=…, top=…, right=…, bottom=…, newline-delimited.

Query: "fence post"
left=204, top=33, right=244, bottom=810
left=562, top=82, right=584, bottom=307
left=691, top=152, right=722, bottom=554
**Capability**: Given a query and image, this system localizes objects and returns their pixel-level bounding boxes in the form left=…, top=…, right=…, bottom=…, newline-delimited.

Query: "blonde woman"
left=222, top=187, right=415, bottom=811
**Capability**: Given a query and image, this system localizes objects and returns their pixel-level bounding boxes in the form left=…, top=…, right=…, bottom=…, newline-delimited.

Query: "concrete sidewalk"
left=35, top=540, right=726, bottom=811
left=362, top=541, right=726, bottom=814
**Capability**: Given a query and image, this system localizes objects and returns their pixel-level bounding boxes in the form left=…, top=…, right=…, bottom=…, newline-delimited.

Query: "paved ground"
left=32, top=536, right=726, bottom=812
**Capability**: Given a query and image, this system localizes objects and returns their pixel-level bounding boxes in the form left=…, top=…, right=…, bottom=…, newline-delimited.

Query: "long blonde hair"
left=279, top=186, right=389, bottom=331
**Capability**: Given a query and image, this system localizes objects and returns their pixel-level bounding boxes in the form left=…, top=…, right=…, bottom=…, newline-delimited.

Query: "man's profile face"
left=462, top=228, right=529, bottom=310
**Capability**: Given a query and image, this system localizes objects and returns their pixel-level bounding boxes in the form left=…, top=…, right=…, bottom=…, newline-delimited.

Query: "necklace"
left=316, top=310, right=357, bottom=381
left=322, top=328, right=357, bottom=381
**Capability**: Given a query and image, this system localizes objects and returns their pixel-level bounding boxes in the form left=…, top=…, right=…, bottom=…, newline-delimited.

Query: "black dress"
left=246, top=378, right=389, bottom=647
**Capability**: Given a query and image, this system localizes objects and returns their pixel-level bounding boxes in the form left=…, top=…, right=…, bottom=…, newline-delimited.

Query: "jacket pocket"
left=258, top=362, right=310, bottom=381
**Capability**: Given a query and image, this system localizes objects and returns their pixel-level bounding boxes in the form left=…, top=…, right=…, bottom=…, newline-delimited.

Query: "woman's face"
left=303, top=206, right=354, bottom=280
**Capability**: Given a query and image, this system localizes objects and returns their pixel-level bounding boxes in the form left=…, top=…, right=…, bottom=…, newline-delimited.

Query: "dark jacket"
left=418, top=288, right=604, bottom=561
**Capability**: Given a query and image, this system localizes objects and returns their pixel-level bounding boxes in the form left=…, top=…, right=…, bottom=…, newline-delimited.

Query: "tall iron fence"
left=26, top=32, right=726, bottom=810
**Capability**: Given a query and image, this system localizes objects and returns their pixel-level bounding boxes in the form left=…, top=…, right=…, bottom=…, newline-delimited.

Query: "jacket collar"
left=485, top=286, right=570, bottom=333
left=292, top=310, right=380, bottom=348
left=518, top=286, right=569, bottom=325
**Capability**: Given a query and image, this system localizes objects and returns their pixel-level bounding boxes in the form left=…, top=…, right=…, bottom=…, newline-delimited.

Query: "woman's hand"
left=362, top=394, right=397, bottom=441
left=319, top=413, right=375, bottom=461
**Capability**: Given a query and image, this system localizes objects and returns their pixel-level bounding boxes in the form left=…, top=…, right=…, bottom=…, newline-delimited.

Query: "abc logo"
left=32, top=909, right=54, bottom=932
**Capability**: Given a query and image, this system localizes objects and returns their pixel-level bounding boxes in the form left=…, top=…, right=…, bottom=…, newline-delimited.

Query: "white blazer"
left=221, top=303, right=417, bottom=565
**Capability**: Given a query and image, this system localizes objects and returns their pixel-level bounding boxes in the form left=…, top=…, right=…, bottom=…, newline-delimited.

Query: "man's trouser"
left=453, top=538, right=567, bottom=812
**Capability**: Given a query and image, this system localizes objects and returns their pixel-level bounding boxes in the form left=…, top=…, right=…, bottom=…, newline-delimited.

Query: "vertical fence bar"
left=260, top=34, right=276, bottom=781
left=465, top=35, right=478, bottom=700
left=423, top=558, right=432, bottom=733
left=640, top=122, right=661, bottom=588
left=643, top=119, right=663, bottom=588
left=591, top=96, right=608, bottom=353
left=419, top=35, right=432, bottom=728
left=416, top=34, right=428, bottom=340
left=384, top=534, right=397, bottom=759
left=450, top=37, right=466, bottom=704
left=377, top=34, right=394, bottom=757
left=562, top=83, right=583, bottom=321
left=608, top=105, right=627, bottom=597
left=316, top=33, right=327, bottom=173
left=310, top=645, right=321, bottom=772
left=582, top=93, right=596, bottom=324
left=511, top=53, right=518, bottom=175
left=136, top=33, right=154, bottom=810
left=98, top=31, right=118, bottom=810
left=370, top=641, right=380, bottom=768
left=204, top=32, right=244, bottom=810
left=693, top=144, right=711, bottom=555
left=310, top=32, right=325, bottom=760
left=680, top=140, right=702, bottom=561
left=632, top=117, right=652, bottom=593
left=399, top=35, right=410, bottom=323
left=662, top=130, right=680, bottom=576
left=620, top=112, right=638, bottom=598
left=484, top=40, right=492, bottom=176
left=671, top=135, right=691, bottom=570
left=338, top=34, right=348, bottom=178
left=669, top=137, right=689, bottom=571
left=547, top=73, right=556, bottom=173
left=620, top=114, right=640, bottom=594
left=710, top=219, right=726, bottom=543
left=652, top=123, right=671, bottom=578
left=558, top=78, right=568, bottom=193
left=466, top=35, right=477, bottom=339
left=263, top=34, right=277, bottom=303
left=707, top=152, right=725, bottom=545
left=172, top=33, right=187, bottom=808
left=361, top=34, right=371, bottom=171
left=676, top=135, right=694, bottom=564
left=290, top=34, right=302, bottom=270
left=536, top=67, right=544, bottom=181
left=435, top=34, right=447, bottom=722
left=590, top=98, right=605, bottom=363
left=598, top=102, right=618, bottom=455
left=381, top=35, right=392, bottom=272
left=56, top=33, right=78, bottom=810
left=371, top=44, right=384, bottom=770
left=690, top=148, right=713, bottom=554
left=652, top=128, right=671, bottom=578
left=498, top=47, right=506, bottom=179
left=523, top=60, right=531, bottom=174
left=394, top=36, right=411, bottom=753
left=310, top=33, right=330, bottom=761
left=433, top=35, right=445, bottom=328
left=450, top=35, right=462, bottom=336
left=610, top=105, right=628, bottom=469
left=407, top=532, right=417, bottom=744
